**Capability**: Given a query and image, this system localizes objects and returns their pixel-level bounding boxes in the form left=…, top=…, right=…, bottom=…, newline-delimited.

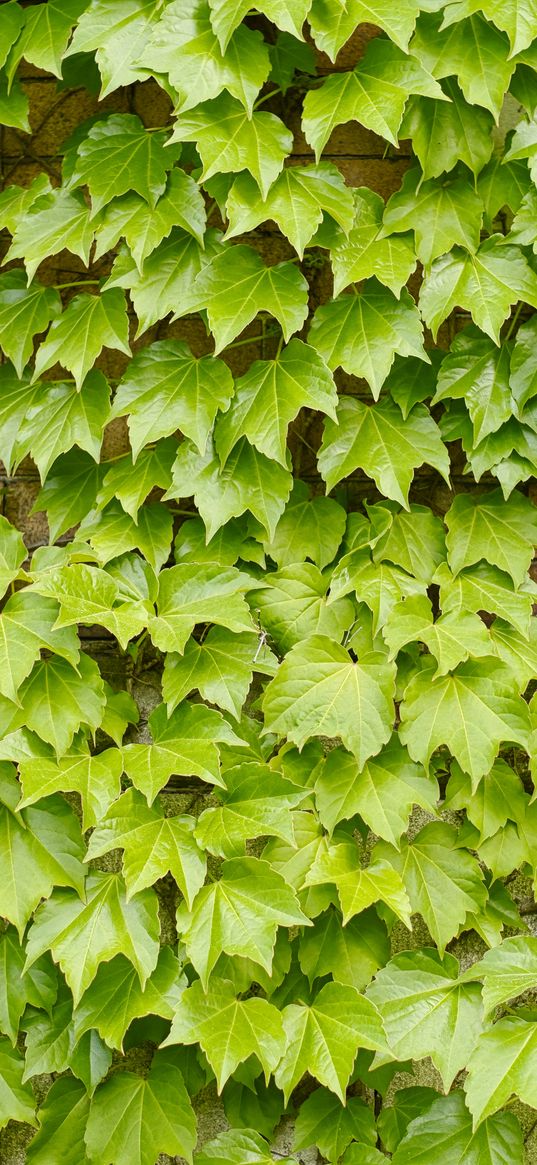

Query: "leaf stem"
left=504, top=302, right=523, bottom=342
left=253, top=87, right=283, bottom=110
left=54, top=279, right=101, bottom=290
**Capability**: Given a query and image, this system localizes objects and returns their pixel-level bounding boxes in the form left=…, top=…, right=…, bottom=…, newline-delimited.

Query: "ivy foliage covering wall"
left=1, top=0, right=537, bottom=1161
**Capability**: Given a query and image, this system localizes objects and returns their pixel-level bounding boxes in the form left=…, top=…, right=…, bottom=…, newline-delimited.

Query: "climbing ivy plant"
left=0, top=0, right=537, bottom=1161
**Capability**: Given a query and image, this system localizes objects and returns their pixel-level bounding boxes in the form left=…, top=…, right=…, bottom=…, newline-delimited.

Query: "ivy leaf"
left=441, top=0, right=537, bottom=57
left=207, top=0, right=310, bottom=52
left=108, top=229, right=222, bottom=336
left=122, top=701, right=239, bottom=799
left=0, top=926, right=56, bottom=1046
left=305, top=841, right=412, bottom=926
left=150, top=562, right=255, bottom=654
left=265, top=481, right=346, bottom=570
left=96, top=438, right=176, bottom=521
left=384, top=595, right=492, bottom=676
left=302, top=39, right=445, bottom=156
left=5, top=188, right=93, bottom=285
left=224, top=164, right=354, bottom=257
left=32, top=289, right=130, bottom=391
left=78, top=500, right=173, bottom=571
left=32, top=450, right=102, bottom=542
left=15, top=654, right=106, bottom=756
left=22, top=980, right=110, bottom=1089
left=400, top=79, right=494, bottom=179
left=86, top=789, right=206, bottom=905
left=142, top=0, right=270, bottom=116
left=0, top=1038, right=36, bottom=1130
left=262, top=635, right=395, bottom=767
left=64, top=0, right=162, bottom=97
left=298, top=907, right=389, bottom=991
left=399, top=657, right=532, bottom=785
left=372, top=503, right=447, bottom=583
left=309, top=0, right=420, bottom=57
left=0, top=364, right=45, bottom=474
left=294, top=1090, right=376, bottom=1161
left=464, top=1017, right=537, bottom=1125
left=0, top=514, right=26, bottom=599
left=192, top=246, right=309, bottom=354
left=195, top=762, right=307, bottom=857
left=68, top=113, right=181, bottom=215
left=0, top=270, right=61, bottom=377
left=465, top=936, right=537, bottom=1014
left=318, top=396, right=448, bottom=503
left=274, top=981, right=386, bottom=1103
left=5, top=0, right=88, bottom=81
left=162, top=628, right=276, bottom=720
left=25, top=1077, right=90, bottom=1165
left=391, top=1090, right=523, bottom=1165
left=164, top=437, right=292, bottom=541
left=331, top=188, right=416, bottom=298
left=309, top=281, right=428, bottom=399
left=170, top=94, right=292, bottom=198
left=94, top=169, right=207, bottom=268
left=374, top=822, right=488, bottom=951
left=383, top=168, right=483, bottom=268
left=377, top=1087, right=442, bottom=1154
left=411, top=12, right=514, bottom=118
left=437, top=561, right=537, bottom=637
left=328, top=550, right=426, bottom=636
left=18, top=748, right=123, bottom=831
left=0, top=766, right=86, bottom=936
left=0, top=1, right=25, bottom=70
left=72, top=948, right=187, bottom=1051
left=84, top=1048, right=197, bottom=1165
left=195, top=1128, right=297, bottom=1165
left=24, top=872, right=160, bottom=1005
left=28, top=562, right=149, bottom=649
left=445, top=488, right=537, bottom=586
left=254, top=562, right=354, bottom=653
left=163, top=977, right=286, bottom=1090
left=18, top=370, right=110, bottom=481
left=176, top=856, right=310, bottom=988
left=314, top=737, right=438, bottom=844
left=420, top=237, right=537, bottom=343
left=510, top=315, right=537, bottom=409
left=366, top=949, right=484, bottom=1088
left=216, top=339, right=337, bottom=466
left=445, top=759, right=527, bottom=841
left=432, top=330, right=512, bottom=445
left=112, top=340, right=233, bottom=459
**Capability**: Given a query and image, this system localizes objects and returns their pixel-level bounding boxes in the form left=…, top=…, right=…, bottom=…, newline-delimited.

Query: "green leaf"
left=254, top=562, right=354, bottom=653
left=94, top=172, right=206, bottom=271
left=268, top=30, right=316, bottom=92
left=314, top=737, right=438, bottom=844
left=437, top=561, right=537, bottom=637
left=445, top=488, right=537, bottom=586
left=177, top=856, right=310, bottom=988
left=78, top=500, right=173, bottom=571
left=0, top=515, right=26, bottom=600
left=372, top=503, right=447, bottom=583
left=207, top=0, right=310, bottom=52
left=331, top=187, right=416, bottom=297
left=265, top=480, right=346, bottom=570
left=24, top=872, right=160, bottom=1005
left=0, top=1038, right=36, bottom=1130
left=216, top=339, right=337, bottom=466
left=441, top=0, right=537, bottom=56
left=302, top=39, right=445, bottom=156
left=383, top=168, right=483, bottom=268
left=6, top=0, right=88, bottom=81
left=192, top=245, right=309, bottom=354
left=108, top=228, right=222, bottom=336
left=420, top=237, right=537, bottom=343
left=0, top=926, right=56, bottom=1046
left=14, top=654, right=105, bottom=756
left=0, top=364, right=45, bottom=474
left=465, top=936, right=537, bottom=1014
left=122, top=701, right=238, bottom=799
left=305, top=840, right=412, bottom=926
left=72, top=948, right=186, bottom=1051
left=5, top=188, right=94, bottom=285
left=374, top=822, right=488, bottom=951
left=0, top=1, right=25, bottom=70
left=411, top=12, right=514, bottom=118
left=162, top=628, right=275, bottom=720
left=328, top=550, right=426, bottom=636
left=510, top=315, right=537, bottom=409
left=0, top=270, right=61, bottom=377
left=400, top=79, right=494, bottom=179
left=464, top=1017, right=537, bottom=1125
left=309, top=281, right=428, bottom=399
left=445, top=759, right=527, bottom=841
left=142, top=0, right=270, bottom=116
left=96, top=438, right=176, bottom=521
left=18, top=748, right=123, bottom=832
left=150, top=561, right=255, bottom=654
left=32, top=289, right=130, bottom=391
left=112, top=340, right=233, bottom=459
left=383, top=595, right=492, bottom=676
left=263, top=635, right=395, bottom=767
left=367, top=949, right=483, bottom=1088
left=86, top=788, right=206, bottom=904
left=170, top=93, right=292, bottom=198
left=29, top=561, right=149, bottom=650
left=225, top=164, right=354, bottom=257
left=0, top=74, right=30, bottom=133
left=18, top=370, right=110, bottom=481
left=391, top=1090, right=523, bottom=1165
left=298, top=906, right=389, bottom=992
left=309, top=0, right=419, bottom=57
left=165, top=436, right=292, bottom=541
left=195, top=762, right=307, bottom=857
left=64, top=0, right=162, bottom=98
left=84, top=1048, right=197, bottom=1165
left=25, top=1077, right=90, bottom=1165
left=294, top=1090, right=376, bottom=1161
left=432, top=330, right=512, bottom=445
left=399, top=657, right=532, bottom=784
left=68, top=113, right=181, bottom=215
left=318, top=396, right=448, bottom=503
left=274, top=981, right=385, bottom=1103
left=32, top=450, right=102, bottom=542
left=195, top=1128, right=297, bottom=1165
left=163, top=977, right=286, bottom=1090
left=0, top=766, right=86, bottom=936
left=22, top=979, right=111, bottom=1090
